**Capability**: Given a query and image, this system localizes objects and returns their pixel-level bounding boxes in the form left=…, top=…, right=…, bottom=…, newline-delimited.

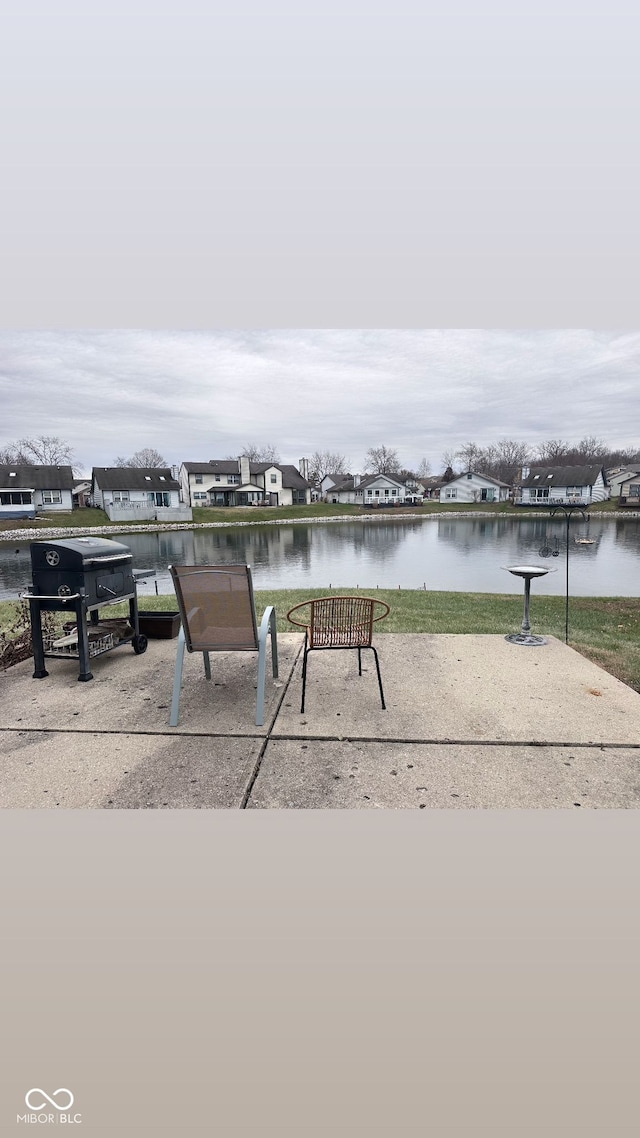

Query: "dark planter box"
left=137, top=611, right=181, bottom=639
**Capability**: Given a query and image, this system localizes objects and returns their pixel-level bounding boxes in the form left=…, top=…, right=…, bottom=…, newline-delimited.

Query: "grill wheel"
left=132, top=634, right=148, bottom=655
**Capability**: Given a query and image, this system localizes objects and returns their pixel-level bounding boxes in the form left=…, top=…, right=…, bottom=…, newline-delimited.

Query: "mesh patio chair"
left=168, top=564, right=278, bottom=727
left=286, top=595, right=390, bottom=713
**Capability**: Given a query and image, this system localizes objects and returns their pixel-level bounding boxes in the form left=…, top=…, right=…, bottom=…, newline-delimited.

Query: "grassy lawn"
left=3, top=588, right=639, bottom=693
left=4, top=499, right=632, bottom=537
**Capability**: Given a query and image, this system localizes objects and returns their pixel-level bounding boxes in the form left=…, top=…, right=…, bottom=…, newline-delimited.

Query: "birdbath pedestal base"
left=503, top=564, right=554, bottom=647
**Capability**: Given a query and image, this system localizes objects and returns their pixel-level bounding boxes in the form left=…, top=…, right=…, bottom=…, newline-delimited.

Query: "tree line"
left=3, top=434, right=639, bottom=487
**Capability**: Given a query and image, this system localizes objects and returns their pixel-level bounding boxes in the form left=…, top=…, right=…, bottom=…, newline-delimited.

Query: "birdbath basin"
left=502, top=564, right=555, bottom=646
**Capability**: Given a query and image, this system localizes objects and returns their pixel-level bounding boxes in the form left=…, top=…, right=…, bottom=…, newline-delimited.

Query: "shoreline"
left=1, top=507, right=637, bottom=545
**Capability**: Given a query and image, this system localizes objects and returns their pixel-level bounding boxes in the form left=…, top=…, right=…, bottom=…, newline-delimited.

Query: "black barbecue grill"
left=25, top=537, right=148, bottom=681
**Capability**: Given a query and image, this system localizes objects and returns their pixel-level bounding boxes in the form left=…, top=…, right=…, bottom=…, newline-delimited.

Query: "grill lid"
left=30, top=537, right=133, bottom=572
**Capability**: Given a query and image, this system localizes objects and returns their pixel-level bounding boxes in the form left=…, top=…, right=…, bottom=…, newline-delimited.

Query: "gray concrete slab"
left=0, top=634, right=302, bottom=736
left=0, top=729, right=262, bottom=808
left=274, top=634, right=640, bottom=745
left=2, top=633, right=640, bottom=809
left=249, top=739, right=640, bottom=809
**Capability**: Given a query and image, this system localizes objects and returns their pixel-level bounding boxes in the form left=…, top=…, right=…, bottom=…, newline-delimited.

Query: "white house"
left=324, top=473, right=410, bottom=506
left=0, top=464, right=74, bottom=519
left=616, top=471, right=640, bottom=507
left=440, top=471, right=511, bottom=504
left=92, top=467, right=189, bottom=521
left=606, top=466, right=640, bottom=499
left=180, top=458, right=311, bottom=508
left=516, top=465, right=609, bottom=507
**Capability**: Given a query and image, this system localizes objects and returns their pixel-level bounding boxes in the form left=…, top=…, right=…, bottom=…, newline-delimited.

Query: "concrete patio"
left=1, top=632, right=640, bottom=808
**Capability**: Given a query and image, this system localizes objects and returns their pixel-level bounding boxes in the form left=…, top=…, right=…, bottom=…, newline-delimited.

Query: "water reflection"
left=1, top=517, right=639, bottom=600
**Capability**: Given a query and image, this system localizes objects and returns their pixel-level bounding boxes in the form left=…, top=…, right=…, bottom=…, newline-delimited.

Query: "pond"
left=2, top=516, right=640, bottom=601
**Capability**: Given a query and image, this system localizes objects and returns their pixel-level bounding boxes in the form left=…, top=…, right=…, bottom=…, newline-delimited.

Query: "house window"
left=144, top=476, right=152, bottom=481
left=195, top=474, right=203, bottom=484
left=193, top=492, right=207, bottom=500
left=367, top=489, right=373, bottom=496
left=112, top=491, right=130, bottom=503
left=228, top=474, right=240, bottom=484
left=374, top=490, right=380, bottom=497
left=270, top=474, right=277, bottom=484
left=384, top=489, right=389, bottom=496
left=391, top=489, right=397, bottom=496
left=41, top=490, right=62, bottom=505
left=214, top=475, right=221, bottom=482
left=1, top=491, right=32, bottom=505
left=531, top=487, right=549, bottom=500
left=148, top=492, right=170, bottom=506
left=566, top=486, right=581, bottom=497
left=629, top=485, right=640, bottom=497
left=481, top=489, right=495, bottom=502
left=444, top=488, right=457, bottom=499
left=467, top=473, right=472, bottom=479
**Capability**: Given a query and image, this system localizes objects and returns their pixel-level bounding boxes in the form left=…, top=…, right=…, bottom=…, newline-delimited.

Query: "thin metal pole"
left=565, top=514, right=570, bottom=644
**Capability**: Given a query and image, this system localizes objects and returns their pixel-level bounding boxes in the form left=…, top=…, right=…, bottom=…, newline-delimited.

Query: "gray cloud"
left=1, top=329, right=638, bottom=475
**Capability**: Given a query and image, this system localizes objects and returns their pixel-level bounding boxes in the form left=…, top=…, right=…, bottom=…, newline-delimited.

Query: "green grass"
left=5, top=499, right=632, bottom=537
left=3, top=589, right=639, bottom=693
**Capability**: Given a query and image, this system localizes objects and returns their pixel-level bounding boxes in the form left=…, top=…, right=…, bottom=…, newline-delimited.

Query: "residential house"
left=180, top=458, right=311, bottom=508
left=324, top=472, right=410, bottom=506
left=419, top=477, right=443, bottom=500
left=440, top=471, right=511, bottom=504
left=0, top=464, right=74, bottom=519
left=516, top=465, right=609, bottom=507
left=92, top=467, right=189, bottom=521
left=606, top=465, right=640, bottom=500
left=616, top=471, right=640, bottom=507
left=72, top=480, right=92, bottom=508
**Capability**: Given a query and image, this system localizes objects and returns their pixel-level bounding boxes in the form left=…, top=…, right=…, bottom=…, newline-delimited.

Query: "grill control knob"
left=58, top=584, right=72, bottom=596
left=46, top=550, right=60, bottom=566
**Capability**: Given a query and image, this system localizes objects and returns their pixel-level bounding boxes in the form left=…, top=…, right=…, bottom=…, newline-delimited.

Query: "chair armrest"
left=286, top=601, right=312, bottom=629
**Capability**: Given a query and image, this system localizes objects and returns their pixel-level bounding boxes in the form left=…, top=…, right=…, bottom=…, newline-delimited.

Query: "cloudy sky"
left=1, top=329, right=638, bottom=477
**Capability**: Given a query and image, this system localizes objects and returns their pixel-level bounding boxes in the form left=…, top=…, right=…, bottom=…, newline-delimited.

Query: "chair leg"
left=300, top=634, right=309, bottom=713
left=256, top=606, right=278, bottom=727
left=357, top=646, right=362, bottom=675
left=169, top=627, right=186, bottom=727
left=371, top=646, right=386, bottom=710
left=203, top=651, right=211, bottom=680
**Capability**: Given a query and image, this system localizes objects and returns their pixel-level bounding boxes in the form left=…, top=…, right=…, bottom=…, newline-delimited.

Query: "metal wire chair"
left=286, top=595, right=390, bottom=713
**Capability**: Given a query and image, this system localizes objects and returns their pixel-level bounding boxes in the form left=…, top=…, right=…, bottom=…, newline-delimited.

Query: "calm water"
left=2, top=516, right=640, bottom=600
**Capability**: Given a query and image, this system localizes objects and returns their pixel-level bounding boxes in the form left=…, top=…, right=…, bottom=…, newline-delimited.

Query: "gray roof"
left=450, top=470, right=511, bottom=488
left=522, top=465, right=604, bottom=488
left=92, top=468, right=180, bottom=491
left=0, top=464, right=74, bottom=490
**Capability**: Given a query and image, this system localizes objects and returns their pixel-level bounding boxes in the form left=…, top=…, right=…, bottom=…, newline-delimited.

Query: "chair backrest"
left=287, top=596, right=390, bottom=648
left=169, top=564, right=259, bottom=652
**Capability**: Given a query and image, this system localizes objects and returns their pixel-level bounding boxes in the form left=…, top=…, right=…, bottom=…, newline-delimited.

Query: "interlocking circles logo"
left=17, top=1088, right=82, bottom=1126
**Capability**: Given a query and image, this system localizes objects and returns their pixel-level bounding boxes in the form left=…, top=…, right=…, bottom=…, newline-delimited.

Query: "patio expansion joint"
left=240, top=638, right=306, bottom=809
left=266, top=734, right=640, bottom=750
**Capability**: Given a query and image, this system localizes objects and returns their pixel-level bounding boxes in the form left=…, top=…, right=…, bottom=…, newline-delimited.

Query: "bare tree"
left=114, top=448, right=167, bottom=468
left=364, top=445, right=401, bottom=474
left=535, top=439, right=572, bottom=463
left=416, top=457, right=432, bottom=479
left=240, top=444, right=280, bottom=463
left=440, top=450, right=459, bottom=475
left=456, top=441, right=484, bottom=472
left=1, top=435, right=79, bottom=473
left=308, top=450, right=350, bottom=483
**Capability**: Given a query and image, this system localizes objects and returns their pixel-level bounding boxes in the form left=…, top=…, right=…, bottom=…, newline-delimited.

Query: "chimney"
left=353, top=473, right=360, bottom=488
left=239, top=455, right=251, bottom=485
left=520, top=465, right=530, bottom=482
left=299, top=457, right=309, bottom=481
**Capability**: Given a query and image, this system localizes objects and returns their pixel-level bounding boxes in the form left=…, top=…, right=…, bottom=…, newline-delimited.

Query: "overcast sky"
left=1, top=329, right=638, bottom=476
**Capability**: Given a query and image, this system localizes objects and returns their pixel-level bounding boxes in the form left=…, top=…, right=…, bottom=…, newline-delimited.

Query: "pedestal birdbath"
left=502, top=564, right=555, bottom=646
